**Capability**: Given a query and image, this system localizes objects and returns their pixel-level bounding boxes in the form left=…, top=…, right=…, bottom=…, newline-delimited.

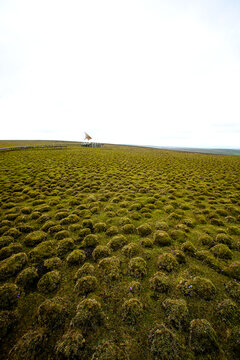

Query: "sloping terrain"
left=0, top=145, right=239, bottom=359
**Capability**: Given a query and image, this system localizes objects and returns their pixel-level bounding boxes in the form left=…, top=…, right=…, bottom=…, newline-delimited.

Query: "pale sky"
left=0, top=0, right=240, bottom=148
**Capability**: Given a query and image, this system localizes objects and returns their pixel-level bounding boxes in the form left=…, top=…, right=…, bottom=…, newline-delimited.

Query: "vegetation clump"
left=29, top=240, right=56, bottom=263
left=66, top=249, right=86, bottom=265
left=181, top=241, right=196, bottom=255
left=122, top=298, right=143, bottom=324
left=108, top=235, right=127, bottom=251
left=0, top=283, right=19, bottom=309
left=169, top=229, right=185, bottom=242
left=82, top=219, right=94, bottom=231
left=216, top=233, right=233, bottom=247
left=210, top=243, right=232, bottom=259
left=149, top=272, right=171, bottom=294
left=55, top=230, right=71, bottom=240
left=225, top=261, right=240, bottom=280
left=189, top=319, right=219, bottom=354
left=24, top=231, right=47, bottom=247
left=178, top=276, right=216, bottom=300
left=227, top=326, right=240, bottom=355
left=98, top=256, right=121, bottom=280
left=0, top=242, right=23, bottom=260
left=162, top=298, right=189, bottom=328
left=216, top=299, right=239, bottom=324
left=8, top=328, right=47, bottom=360
left=0, top=235, right=12, bottom=249
left=74, top=275, right=98, bottom=295
left=70, top=298, right=104, bottom=330
left=44, top=256, right=62, bottom=270
left=173, top=250, right=186, bottom=264
left=55, top=329, right=85, bottom=359
left=153, top=231, right=171, bottom=246
left=37, top=270, right=61, bottom=294
left=106, top=226, right=119, bottom=237
left=77, top=228, right=91, bottom=240
left=155, top=221, right=169, bottom=231
left=157, top=253, right=178, bottom=272
left=82, top=234, right=99, bottom=248
left=60, top=214, right=80, bottom=225
left=225, top=281, right=240, bottom=302
left=91, top=340, right=127, bottom=360
left=140, top=238, right=153, bottom=248
left=0, top=310, right=18, bottom=341
left=122, top=242, right=141, bottom=258
left=137, top=223, right=152, bottom=237
left=74, top=263, right=95, bottom=283
left=121, top=224, right=135, bottom=234
left=57, top=238, right=75, bottom=257
left=149, top=323, right=182, bottom=360
left=16, top=267, right=38, bottom=289
left=92, top=245, right=111, bottom=261
left=128, top=257, right=147, bottom=278
left=199, top=233, right=215, bottom=247
left=38, top=297, right=70, bottom=329
left=94, top=222, right=107, bottom=233
left=0, top=252, right=28, bottom=280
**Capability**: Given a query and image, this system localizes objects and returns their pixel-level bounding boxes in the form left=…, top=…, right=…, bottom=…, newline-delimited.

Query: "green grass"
left=0, top=144, right=240, bottom=359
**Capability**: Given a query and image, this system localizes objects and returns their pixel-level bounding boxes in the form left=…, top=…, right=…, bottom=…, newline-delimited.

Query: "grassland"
left=0, top=140, right=83, bottom=148
left=0, top=144, right=239, bottom=360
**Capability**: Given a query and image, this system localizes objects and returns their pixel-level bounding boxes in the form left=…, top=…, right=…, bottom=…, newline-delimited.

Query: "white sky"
left=0, top=0, right=240, bottom=148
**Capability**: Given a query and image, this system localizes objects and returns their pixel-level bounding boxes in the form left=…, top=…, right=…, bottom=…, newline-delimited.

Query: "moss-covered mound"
left=162, top=298, right=189, bottom=328
left=0, top=283, right=19, bottom=309
left=37, top=297, right=70, bottom=329
left=74, top=275, right=98, bottom=295
left=189, top=319, right=219, bottom=354
left=153, top=231, right=171, bottom=246
left=66, top=249, right=86, bottom=265
left=128, top=257, right=147, bottom=278
left=122, top=298, right=143, bottom=325
left=0, top=252, right=28, bottom=280
left=137, top=224, right=152, bottom=237
left=149, top=272, right=171, bottom=294
left=108, top=235, right=127, bottom=251
left=55, top=329, right=85, bottom=359
left=157, top=253, right=178, bottom=273
left=0, top=310, right=18, bottom=341
left=149, top=324, right=182, bottom=360
left=16, top=267, right=38, bottom=289
left=178, top=276, right=216, bottom=300
left=37, top=270, right=61, bottom=294
left=74, top=262, right=95, bottom=283
left=8, top=328, right=47, bottom=360
left=92, top=245, right=111, bottom=261
left=24, top=231, right=47, bottom=247
left=70, top=298, right=104, bottom=330
left=98, top=256, right=121, bottom=280
left=91, top=340, right=128, bottom=360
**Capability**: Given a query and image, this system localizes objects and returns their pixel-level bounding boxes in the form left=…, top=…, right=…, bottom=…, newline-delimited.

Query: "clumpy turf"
left=0, top=143, right=240, bottom=359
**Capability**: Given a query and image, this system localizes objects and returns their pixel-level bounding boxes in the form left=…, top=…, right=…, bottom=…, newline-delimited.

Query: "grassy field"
left=0, top=140, right=83, bottom=148
left=0, top=144, right=239, bottom=359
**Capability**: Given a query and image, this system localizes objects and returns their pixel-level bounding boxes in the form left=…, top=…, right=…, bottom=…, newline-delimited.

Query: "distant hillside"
left=148, top=146, right=240, bottom=156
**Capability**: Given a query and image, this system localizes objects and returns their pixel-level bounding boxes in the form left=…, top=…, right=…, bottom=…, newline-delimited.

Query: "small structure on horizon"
left=84, top=132, right=92, bottom=141
left=82, top=132, right=103, bottom=148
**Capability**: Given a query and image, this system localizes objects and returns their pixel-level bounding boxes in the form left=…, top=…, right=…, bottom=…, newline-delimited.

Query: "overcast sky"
left=0, top=0, right=240, bottom=148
